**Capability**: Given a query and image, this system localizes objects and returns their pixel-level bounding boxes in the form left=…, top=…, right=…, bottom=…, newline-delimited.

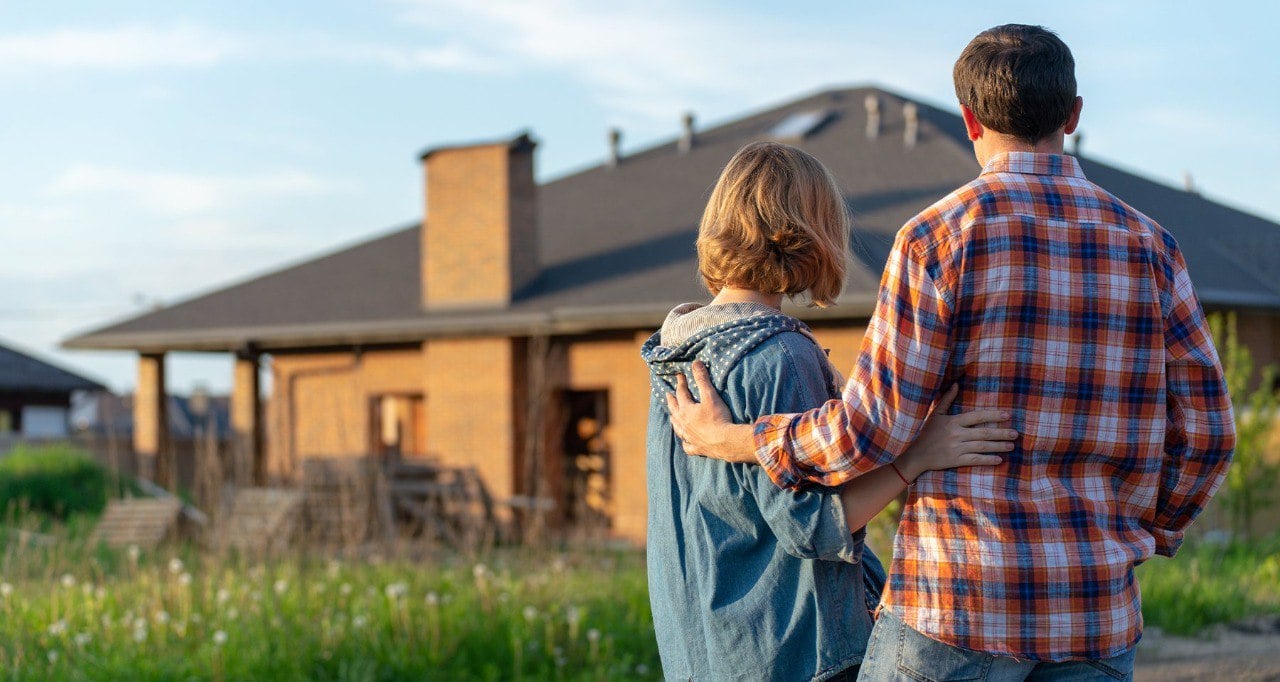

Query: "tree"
left=1208, top=312, right=1280, bottom=542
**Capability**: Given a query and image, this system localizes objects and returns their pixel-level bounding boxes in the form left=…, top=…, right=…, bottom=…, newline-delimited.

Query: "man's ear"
left=960, top=104, right=984, bottom=141
left=1063, top=96, right=1084, bottom=135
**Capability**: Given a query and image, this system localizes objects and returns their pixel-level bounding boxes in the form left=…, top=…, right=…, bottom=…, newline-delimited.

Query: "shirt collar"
left=980, top=151, right=1086, bottom=180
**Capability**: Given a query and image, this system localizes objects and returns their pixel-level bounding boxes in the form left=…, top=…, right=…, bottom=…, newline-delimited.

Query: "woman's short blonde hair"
left=697, top=141, right=850, bottom=307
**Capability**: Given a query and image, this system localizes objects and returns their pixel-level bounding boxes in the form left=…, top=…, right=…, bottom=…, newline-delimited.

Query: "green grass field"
left=3, top=531, right=1278, bottom=680
left=1, top=448, right=1277, bottom=679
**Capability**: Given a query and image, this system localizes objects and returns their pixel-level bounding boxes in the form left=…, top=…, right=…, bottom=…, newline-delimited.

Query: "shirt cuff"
left=753, top=413, right=802, bottom=490
left=817, top=492, right=864, bottom=564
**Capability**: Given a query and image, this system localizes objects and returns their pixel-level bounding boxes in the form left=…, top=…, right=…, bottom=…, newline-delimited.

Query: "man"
left=667, top=24, right=1235, bottom=679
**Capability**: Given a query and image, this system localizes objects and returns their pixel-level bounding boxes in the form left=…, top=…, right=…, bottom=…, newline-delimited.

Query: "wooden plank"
left=92, top=499, right=182, bottom=548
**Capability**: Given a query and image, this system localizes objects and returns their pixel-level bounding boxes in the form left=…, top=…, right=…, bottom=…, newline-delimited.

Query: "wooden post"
left=135, top=353, right=172, bottom=490
left=232, top=350, right=265, bottom=486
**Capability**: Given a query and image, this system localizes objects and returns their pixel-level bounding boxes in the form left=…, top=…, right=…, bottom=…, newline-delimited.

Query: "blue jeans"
left=856, top=610, right=1136, bottom=681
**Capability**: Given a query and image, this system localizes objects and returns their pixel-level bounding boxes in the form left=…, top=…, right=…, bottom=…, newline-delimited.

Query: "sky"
left=3, top=1, right=1279, bottom=394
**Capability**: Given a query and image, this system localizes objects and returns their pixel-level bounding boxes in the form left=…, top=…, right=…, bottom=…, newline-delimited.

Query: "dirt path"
left=1135, top=621, right=1280, bottom=681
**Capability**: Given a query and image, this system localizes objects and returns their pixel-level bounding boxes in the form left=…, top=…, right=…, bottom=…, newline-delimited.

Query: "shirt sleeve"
left=753, top=230, right=955, bottom=489
left=1148, top=239, right=1236, bottom=556
left=731, top=334, right=862, bottom=563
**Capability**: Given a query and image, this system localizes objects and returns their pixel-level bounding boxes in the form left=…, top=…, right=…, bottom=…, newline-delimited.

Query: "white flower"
left=74, top=632, right=92, bottom=648
left=168, top=558, right=184, bottom=575
left=191, top=614, right=203, bottom=624
left=425, top=592, right=439, bottom=607
left=60, top=574, right=76, bottom=589
left=133, top=625, right=148, bottom=643
left=213, top=630, right=228, bottom=646
left=352, top=614, right=368, bottom=629
left=0, top=582, right=11, bottom=598
left=47, top=650, right=58, bottom=664
left=179, top=572, right=193, bottom=587
left=216, top=588, right=231, bottom=604
left=81, top=582, right=93, bottom=596
left=565, top=606, right=581, bottom=627
left=339, top=583, right=352, bottom=596
left=94, top=586, right=107, bottom=600
left=384, top=582, right=408, bottom=600
left=126, top=545, right=141, bottom=562
left=226, top=607, right=239, bottom=621
left=133, top=617, right=148, bottom=630
left=472, top=563, right=488, bottom=580
left=154, top=611, right=170, bottom=625
left=523, top=606, right=538, bottom=623
left=587, top=628, right=601, bottom=644
left=273, top=579, right=289, bottom=596
left=48, top=619, right=68, bottom=635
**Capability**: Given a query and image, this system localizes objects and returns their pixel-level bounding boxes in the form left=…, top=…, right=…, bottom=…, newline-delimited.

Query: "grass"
left=1137, top=535, right=1280, bottom=636
left=0, top=445, right=1275, bottom=677
left=0, top=539, right=660, bottom=681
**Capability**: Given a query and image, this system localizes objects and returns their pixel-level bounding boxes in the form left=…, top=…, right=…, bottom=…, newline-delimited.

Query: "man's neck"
left=975, top=132, right=1066, bottom=167
left=711, top=287, right=783, bottom=310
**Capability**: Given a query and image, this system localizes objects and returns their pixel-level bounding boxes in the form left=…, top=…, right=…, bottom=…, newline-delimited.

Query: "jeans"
left=856, top=610, right=1136, bottom=681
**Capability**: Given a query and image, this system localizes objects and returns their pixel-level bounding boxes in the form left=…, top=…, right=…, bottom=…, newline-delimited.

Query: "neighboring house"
left=0, top=339, right=105, bottom=446
left=64, top=86, right=1280, bottom=542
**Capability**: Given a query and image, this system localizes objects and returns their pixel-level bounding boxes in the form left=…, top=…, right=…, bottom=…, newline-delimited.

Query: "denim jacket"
left=642, top=306, right=887, bottom=682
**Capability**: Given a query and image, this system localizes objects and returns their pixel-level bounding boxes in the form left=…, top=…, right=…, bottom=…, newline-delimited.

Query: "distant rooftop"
left=0, top=339, right=105, bottom=394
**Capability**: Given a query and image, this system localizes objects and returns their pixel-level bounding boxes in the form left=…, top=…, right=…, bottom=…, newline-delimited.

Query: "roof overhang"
left=62, top=294, right=880, bottom=354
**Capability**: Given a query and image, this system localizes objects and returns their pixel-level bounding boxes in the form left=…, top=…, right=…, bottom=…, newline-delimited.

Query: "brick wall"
left=566, top=331, right=656, bottom=543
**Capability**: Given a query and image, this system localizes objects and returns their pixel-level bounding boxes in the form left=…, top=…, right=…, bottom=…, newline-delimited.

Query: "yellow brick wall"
left=422, top=337, right=520, bottom=505
left=422, top=144, right=537, bottom=309
left=268, top=348, right=424, bottom=477
left=566, top=332, right=655, bottom=543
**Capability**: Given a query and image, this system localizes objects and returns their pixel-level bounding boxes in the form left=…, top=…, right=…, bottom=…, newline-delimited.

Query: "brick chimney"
left=420, top=132, right=538, bottom=310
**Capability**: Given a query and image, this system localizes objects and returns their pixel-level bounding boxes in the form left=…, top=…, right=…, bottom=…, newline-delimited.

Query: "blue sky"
left=3, top=1, right=1278, bottom=393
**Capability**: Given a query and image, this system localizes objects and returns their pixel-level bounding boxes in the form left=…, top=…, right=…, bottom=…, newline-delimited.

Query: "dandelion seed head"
left=216, top=588, right=231, bottom=604
left=587, top=628, right=601, bottom=644
left=385, top=582, right=408, bottom=600
left=74, top=632, right=91, bottom=648
left=60, top=574, right=76, bottom=589
left=47, top=649, right=59, bottom=664
left=179, top=572, right=193, bottom=587
left=425, top=591, right=439, bottom=607
left=523, top=605, right=538, bottom=623
left=168, top=558, right=184, bottom=575
left=339, top=583, right=353, bottom=596
left=273, top=579, right=289, bottom=595
left=213, top=630, right=228, bottom=646
left=0, top=582, right=11, bottom=598
left=126, top=545, right=141, bottom=562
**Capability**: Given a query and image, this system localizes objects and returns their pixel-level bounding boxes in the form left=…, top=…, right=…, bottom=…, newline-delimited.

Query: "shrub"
left=0, top=444, right=120, bottom=519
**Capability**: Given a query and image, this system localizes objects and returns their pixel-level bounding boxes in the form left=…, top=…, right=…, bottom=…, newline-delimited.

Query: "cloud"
left=0, top=24, right=245, bottom=70
left=47, top=164, right=342, bottom=216
left=388, top=0, right=955, bottom=125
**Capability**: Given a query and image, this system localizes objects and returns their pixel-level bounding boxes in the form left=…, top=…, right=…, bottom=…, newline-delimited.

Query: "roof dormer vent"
left=679, top=112, right=696, bottom=154
left=607, top=128, right=622, bottom=168
left=903, top=101, right=918, bottom=149
left=865, top=94, right=881, bottom=139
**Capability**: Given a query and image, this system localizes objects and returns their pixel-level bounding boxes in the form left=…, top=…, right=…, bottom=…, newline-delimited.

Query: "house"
left=0, top=339, right=105, bottom=448
left=64, top=86, right=1280, bottom=542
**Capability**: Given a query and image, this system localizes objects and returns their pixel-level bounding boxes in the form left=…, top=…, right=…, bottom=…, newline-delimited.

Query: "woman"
left=641, top=142, right=1012, bottom=681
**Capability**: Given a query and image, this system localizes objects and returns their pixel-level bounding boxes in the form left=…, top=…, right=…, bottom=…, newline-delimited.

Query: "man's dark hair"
left=953, top=24, right=1076, bottom=145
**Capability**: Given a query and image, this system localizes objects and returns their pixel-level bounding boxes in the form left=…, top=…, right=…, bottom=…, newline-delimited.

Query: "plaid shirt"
left=754, top=152, right=1235, bottom=661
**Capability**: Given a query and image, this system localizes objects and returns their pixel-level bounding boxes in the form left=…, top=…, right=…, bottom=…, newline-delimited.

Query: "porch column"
left=135, top=352, right=172, bottom=489
left=232, top=350, right=265, bottom=485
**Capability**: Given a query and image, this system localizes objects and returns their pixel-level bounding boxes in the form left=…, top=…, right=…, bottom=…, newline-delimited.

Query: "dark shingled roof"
left=0, top=340, right=105, bottom=394
left=64, top=85, right=1280, bottom=352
